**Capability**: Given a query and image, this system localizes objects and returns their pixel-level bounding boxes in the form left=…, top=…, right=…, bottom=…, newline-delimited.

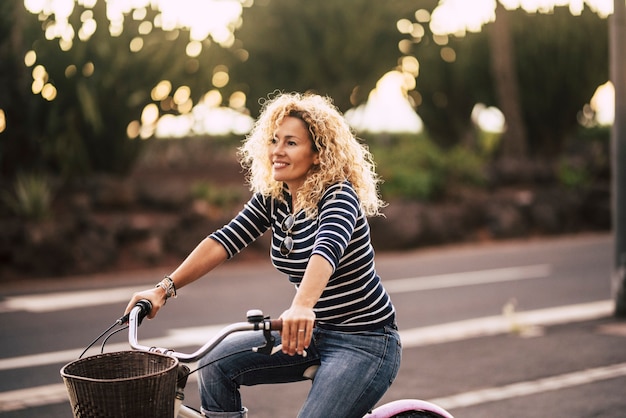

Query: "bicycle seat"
left=303, top=364, right=319, bottom=380
left=270, top=343, right=319, bottom=380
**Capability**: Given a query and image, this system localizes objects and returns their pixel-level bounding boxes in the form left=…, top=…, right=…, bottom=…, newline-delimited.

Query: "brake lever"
left=252, top=331, right=307, bottom=357
left=252, top=322, right=276, bottom=355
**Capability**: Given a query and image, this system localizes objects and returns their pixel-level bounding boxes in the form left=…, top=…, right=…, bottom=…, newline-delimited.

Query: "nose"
left=272, top=140, right=286, bottom=155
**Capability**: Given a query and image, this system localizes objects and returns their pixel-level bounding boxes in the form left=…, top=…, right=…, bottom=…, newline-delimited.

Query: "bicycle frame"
left=128, top=307, right=279, bottom=361
left=126, top=302, right=454, bottom=418
left=128, top=305, right=280, bottom=417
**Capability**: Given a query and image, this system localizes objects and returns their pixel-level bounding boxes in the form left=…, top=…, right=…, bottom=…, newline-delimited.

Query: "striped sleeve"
left=311, top=184, right=359, bottom=272
left=209, top=193, right=271, bottom=258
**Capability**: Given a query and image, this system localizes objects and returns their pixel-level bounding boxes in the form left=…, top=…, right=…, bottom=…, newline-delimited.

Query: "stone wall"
left=0, top=139, right=611, bottom=280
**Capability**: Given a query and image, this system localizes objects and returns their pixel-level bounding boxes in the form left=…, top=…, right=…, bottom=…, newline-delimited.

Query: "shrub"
left=557, top=158, right=591, bottom=189
left=2, top=173, right=53, bottom=221
left=444, top=146, right=488, bottom=189
left=190, top=181, right=242, bottom=208
left=366, top=133, right=487, bottom=201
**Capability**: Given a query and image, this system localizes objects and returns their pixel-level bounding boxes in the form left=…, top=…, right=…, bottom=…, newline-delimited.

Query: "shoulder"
left=322, top=181, right=358, bottom=202
left=319, top=181, right=360, bottom=215
left=244, top=192, right=276, bottom=216
left=247, top=192, right=269, bottom=207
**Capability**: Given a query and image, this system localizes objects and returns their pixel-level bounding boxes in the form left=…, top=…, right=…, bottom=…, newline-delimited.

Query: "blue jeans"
left=198, top=325, right=402, bottom=418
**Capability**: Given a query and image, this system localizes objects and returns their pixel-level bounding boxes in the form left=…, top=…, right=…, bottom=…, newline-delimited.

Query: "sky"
left=21, top=0, right=616, bottom=137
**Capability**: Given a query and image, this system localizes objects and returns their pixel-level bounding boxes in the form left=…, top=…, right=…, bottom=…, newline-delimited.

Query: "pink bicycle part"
left=367, top=399, right=455, bottom=418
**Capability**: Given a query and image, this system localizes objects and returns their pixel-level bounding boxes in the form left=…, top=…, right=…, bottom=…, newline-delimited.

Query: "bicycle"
left=61, top=300, right=455, bottom=418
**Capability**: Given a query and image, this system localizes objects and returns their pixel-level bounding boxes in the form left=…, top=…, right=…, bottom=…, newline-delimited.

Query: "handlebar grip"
left=116, top=299, right=152, bottom=325
left=269, top=319, right=283, bottom=331
left=136, top=299, right=153, bottom=324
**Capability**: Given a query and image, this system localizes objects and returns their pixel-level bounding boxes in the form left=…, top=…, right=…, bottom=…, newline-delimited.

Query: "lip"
left=273, top=161, right=289, bottom=169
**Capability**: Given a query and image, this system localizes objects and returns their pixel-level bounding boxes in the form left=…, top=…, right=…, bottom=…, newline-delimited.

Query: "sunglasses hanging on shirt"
left=280, top=214, right=294, bottom=256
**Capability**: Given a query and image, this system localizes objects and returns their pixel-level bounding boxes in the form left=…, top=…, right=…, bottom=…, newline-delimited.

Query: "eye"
left=269, top=137, right=278, bottom=144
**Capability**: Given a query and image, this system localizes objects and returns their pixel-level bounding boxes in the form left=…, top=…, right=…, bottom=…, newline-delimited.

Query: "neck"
left=285, top=184, right=300, bottom=214
left=291, top=194, right=301, bottom=214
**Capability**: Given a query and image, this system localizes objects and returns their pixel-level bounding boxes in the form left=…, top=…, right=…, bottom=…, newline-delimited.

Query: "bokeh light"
left=472, top=103, right=506, bottom=133
left=345, top=70, right=423, bottom=134
left=0, top=109, right=6, bottom=134
left=430, top=0, right=614, bottom=35
left=22, top=0, right=616, bottom=138
left=590, top=81, right=615, bottom=126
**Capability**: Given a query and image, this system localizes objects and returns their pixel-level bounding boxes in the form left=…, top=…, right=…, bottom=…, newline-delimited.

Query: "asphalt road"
left=1, top=233, right=624, bottom=417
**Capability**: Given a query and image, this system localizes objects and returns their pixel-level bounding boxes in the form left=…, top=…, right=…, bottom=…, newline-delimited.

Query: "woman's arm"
left=124, top=193, right=270, bottom=319
left=280, top=254, right=333, bottom=356
left=124, top=237, right=228, bottom=319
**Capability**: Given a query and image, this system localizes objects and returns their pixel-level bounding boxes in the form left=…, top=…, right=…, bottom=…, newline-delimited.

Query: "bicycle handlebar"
left=127, top=300, right=283, bottom=362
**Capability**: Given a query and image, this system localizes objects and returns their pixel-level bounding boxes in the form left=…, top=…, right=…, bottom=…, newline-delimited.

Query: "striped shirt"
left=209, top=181, right=395, bottom=332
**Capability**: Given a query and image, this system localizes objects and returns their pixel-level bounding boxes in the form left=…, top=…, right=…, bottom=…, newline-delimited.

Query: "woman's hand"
left=279, top=305, right=316, bottom=356
left=124, top=286, right=167, bottom=320
left=279, top=255, right=332, bottom=356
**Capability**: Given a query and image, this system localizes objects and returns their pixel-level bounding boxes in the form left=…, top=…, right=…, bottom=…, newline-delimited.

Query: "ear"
left=313, top=151, right=321, bottom=166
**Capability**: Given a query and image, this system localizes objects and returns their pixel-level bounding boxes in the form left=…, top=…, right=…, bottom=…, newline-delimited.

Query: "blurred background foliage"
left=366, top=133, right=487, bottom=201
left=230, top=0, right=419, bottom=114
left=0, top=0, right=612, bottom=216
left=1, top=172, right=53, bottom=221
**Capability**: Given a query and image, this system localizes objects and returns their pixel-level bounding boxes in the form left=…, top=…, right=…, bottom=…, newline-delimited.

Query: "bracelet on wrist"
left=156, top=275, right=177, bottom=300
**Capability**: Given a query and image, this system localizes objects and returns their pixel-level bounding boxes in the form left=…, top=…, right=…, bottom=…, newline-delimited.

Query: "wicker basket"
left=61, top=351, right=179, bottom=418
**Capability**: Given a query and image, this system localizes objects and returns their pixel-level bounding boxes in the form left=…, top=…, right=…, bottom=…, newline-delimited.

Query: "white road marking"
left=0, top=265, right=551, bottom=314
left=384, top=264, right=551, bottom=293
left=431, top=362, right=626, bottom=410
left=0, top=301, right=611, bottom=373
left=400, top=300, right=613, bottom=346
left=0, top=383, right=70, bottom=412
left=0, top=285, right=144, bottom=313
left=4, top=361, right=626, bottom=413
left=0, top=325, right=226, bottom=371
left=0, top=300, right=615, bottom=412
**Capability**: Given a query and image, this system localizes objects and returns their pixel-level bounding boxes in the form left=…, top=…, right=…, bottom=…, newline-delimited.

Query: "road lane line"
left=3, top=361, right=625, bottom=413
left=431, top=362, right=626, bottom=411
left=0, top=285, right=144, bottom=313
left=0, top=325, right=226, bottom=371
left=0, top=265, right=551, bottom=314
left=0, top=298, right=613, bottom=412
left=384, top=264, right=551, bottom=294
left=399, top=300, right=613, bottom=347
left=0, top=383, right=70, bottom=412
left=0, top=301, right=611, bottom=372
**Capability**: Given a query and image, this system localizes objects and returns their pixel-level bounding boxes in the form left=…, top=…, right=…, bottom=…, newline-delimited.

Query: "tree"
left=0, top=0, right=611, bottom=182
left=1, top=1, right=241, bottom=179
left=510, top=6, right=608, bottom=158
left=488, top=2, right=527, bottom=160
left=611, top=0, right=626, bottom=316
left=1, top=0, right=416, bottom=180
left=404, top=2, right=608, bottom=161
left=0, top=0, right=46, bottom=178
left=410, top=16, right=493, bottom=148
left=231, top=0, right=417, bottom=115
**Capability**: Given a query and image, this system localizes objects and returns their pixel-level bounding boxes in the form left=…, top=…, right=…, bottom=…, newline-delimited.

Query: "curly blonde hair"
left=238, top=92, right=385, bottom=217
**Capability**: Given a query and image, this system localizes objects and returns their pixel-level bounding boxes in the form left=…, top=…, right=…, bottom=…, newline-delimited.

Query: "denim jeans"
left=198, top=325, right=402, bottom=418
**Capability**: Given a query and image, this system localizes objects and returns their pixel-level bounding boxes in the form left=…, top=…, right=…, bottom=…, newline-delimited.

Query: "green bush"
left=556, top=125, right=610, bottom=189
left=366, top=133, right=487, bottom=201
left=557, top=158, right=591, bottom=189
left=2, top=173, right=53, bottom=221
left=444, top=146, right=488, bottom=189
left=190, top=181, right=242, bottom=208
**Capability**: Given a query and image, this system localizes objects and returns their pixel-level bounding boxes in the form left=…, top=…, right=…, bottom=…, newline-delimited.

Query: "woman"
left=125, top=92, right=401, bottom=418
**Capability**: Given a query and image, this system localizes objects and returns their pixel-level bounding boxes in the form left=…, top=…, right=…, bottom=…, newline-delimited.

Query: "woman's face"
left=269, top=116, right=320, bottom=194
